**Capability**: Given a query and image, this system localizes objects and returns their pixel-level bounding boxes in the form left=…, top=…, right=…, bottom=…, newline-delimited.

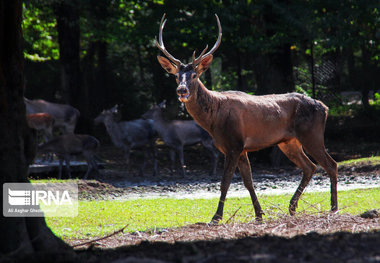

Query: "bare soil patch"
left=68, top=213, right=380, bottom=263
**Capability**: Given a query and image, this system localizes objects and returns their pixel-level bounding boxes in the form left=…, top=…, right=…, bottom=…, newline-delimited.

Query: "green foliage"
left=23, top=2, right=59, bottom=60
left=22, top=0, right=380, bottom=121
left=372, top=93, right=380, bottom=107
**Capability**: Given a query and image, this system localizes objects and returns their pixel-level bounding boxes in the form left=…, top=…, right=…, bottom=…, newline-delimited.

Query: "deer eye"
left=191, top=73, right=197, bottom=79
left=175, top=74, right=179, bottom=79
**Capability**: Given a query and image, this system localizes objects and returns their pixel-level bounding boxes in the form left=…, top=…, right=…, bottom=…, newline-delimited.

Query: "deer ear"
left=196, top=54, right=213, bottom=76
left=158, top=100, right=166, bottom=109
left=157, top=56, right=178, bottom=75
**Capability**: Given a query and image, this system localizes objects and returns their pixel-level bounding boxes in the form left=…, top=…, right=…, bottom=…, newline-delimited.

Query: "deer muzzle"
left=177, top=85, right=190, bottom=102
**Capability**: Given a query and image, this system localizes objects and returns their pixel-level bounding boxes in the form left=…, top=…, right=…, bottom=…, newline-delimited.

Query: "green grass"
left=45, top=187, right=380, bottom=240
left=338, top=156, right=380, bottom=166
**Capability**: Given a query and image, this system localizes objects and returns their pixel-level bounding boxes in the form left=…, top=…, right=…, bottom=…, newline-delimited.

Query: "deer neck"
left=103, top=116, right=124, bottom=146
left=184, top=79, right=218, bottom=134
left=149, top=110, right=169, bottom=136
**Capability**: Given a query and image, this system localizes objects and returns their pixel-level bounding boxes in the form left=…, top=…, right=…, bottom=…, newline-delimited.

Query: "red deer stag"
left=155, top=14, right=338, bottom=223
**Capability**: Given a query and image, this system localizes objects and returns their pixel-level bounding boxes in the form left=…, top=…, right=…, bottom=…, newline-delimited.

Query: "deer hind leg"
left=238, top=152, right=264, bottom=220
left=169, top=149, right=176, bottom=174
left=83, top=151, right=98, bottom=179
left=298, top=132, right=338, bottom=212
left=201, top=139, right=219, bottom=176
left=151, top=142, right=159, bottom=176
left=211, top=151, right=240, bottom=224
left=278, top=139, right=317, bottom=215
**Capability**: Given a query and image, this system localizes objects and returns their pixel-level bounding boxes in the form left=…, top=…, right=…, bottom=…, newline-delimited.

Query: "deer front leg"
left=139, top=150, right=148, bottom=177
left=211, top=152, right=240, bottom=224
left=122, top=146, right=131, bottom=174
left=64, top=154, right=72, bottom=179
left=237, top=153, right=264, bottom=220
left=58, top=158, right=63, bottom=179
left=177, top=146, right=186, bottom=176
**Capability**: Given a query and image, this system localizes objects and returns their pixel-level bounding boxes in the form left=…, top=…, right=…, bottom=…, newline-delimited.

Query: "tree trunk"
left=361, top=45, right=370, bottom=108
left=253, top=1, right=294, bottom=95
left=0, top=0, right=71, bottom=257
left=54, top=0, right=81, bottom=109
left=236, top=49, right=248, bottom=91
left=254, top=45, right=294, bottom=95
left=96, top=41, right=108, bottom=110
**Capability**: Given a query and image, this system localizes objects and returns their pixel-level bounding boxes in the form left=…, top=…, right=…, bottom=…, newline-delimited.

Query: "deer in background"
left=94, top=105, right=158, bottom=176
left=27, top=113, right=56, bottom=162
left=155, top=14, right=338, bottom=223
left=142, top=100, right=219, bottom=176
left=38, top=134, right=100, bottom=179
left=26, top=113, right=55, bottom=143
left=24, top=97, right=80, bottom=134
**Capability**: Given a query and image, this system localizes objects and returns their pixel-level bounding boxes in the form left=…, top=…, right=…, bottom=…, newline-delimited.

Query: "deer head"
left=94, top=105, right=119, bottom=125
left=155, top=14, right=222, bottom=103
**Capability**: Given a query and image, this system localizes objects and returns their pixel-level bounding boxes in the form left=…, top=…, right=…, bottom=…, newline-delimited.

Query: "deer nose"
left=177, top=85, right=189, bottom=96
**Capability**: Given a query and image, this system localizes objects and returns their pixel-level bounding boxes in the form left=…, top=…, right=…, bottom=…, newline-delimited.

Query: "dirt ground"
left=27, top=143, right=380, bottom=263
left=72, top=216, right=380, bottom=263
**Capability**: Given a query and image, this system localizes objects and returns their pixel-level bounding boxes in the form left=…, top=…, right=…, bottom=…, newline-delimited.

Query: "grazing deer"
left=38, top=134, right=99, bottom=179
left=94, top=105, right=158, bottom=176
left=26, top=113, right=55, bottom=142
left=155, top=14, right=338, bottom=223
left=24, top=97, right=80, bottom=134
left=142, top=100, right=219, bottom=176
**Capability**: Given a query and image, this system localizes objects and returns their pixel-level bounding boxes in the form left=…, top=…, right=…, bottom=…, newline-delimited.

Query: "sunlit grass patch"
left=338, top=156, right=380, bottom=166
left=46, top=187, right=380, bottom=241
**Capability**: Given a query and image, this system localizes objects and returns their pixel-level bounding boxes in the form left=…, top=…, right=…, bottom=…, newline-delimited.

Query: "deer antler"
left=192, top=14, right=222, bottom=66
left=155, top=14, right=181, bottom=66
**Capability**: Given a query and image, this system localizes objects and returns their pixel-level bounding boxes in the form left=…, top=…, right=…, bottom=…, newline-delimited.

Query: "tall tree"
left=253, top=0, right=294, bottom=94
left=0, top=0, right=70, bottom=256
left=53, top=0, right=81, bottom=109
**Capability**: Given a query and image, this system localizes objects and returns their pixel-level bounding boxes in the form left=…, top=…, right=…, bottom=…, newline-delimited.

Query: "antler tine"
left=192, top=45, right=208, bottom=65
left=155, top=13, right=181, bottom=66
left=192, top=14, right=222, bottom=66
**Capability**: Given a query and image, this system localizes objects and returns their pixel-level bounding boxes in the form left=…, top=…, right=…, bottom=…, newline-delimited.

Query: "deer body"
left=24, top=98, right=80, bottom=134
left=38, top=134, right=99, bottom=179
left=95, top=106, right=158, bottom=176
left=155, top=14, right=338, bottom=223
left=142, top=101, right=219, bottom=176
left=26, top=113, right=55, bottom=142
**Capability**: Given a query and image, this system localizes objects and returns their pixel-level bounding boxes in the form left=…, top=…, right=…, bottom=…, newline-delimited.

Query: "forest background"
left=23, top=0, right=380, bottom=137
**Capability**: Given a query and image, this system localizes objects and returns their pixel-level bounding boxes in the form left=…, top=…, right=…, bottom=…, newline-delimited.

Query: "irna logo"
left=8, top=188, right=73, bottom=206
left=3, top=183, right=78, bottom=217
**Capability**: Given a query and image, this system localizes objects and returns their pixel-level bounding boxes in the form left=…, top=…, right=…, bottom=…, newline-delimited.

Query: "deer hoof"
left=331, top=205, right=338, bottom=213
left=210, top=214, right=222, bottom=225
left=289, top=206, right=296, bottom=216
